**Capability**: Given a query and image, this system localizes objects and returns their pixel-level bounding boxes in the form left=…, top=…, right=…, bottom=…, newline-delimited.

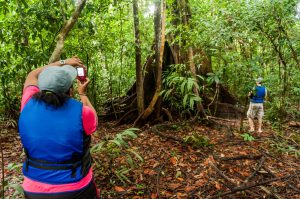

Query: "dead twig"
left=209, top=162, right=236, bottom=185
left=207, top=174, right=293, bottom=199
left=206, top=116, right=235, bottom=123
left=260, top=186, right=283, bottom=199
left=209, top=161, right=257, bottom=197
left=150, top=125, right=182, bottom=143
left=155, top=163, right=165, bottom=199
left=262, top=165, right=300, bottom=194
left=218, top=154, right=262, bottom=161
left=244, top=155, right=266, bottom=183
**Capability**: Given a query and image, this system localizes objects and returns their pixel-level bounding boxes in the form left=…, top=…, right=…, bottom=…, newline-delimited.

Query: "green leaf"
left=183, top=94, right=188, bottom=108
left=91, top=141, right=106, bottom=153
left=7, top=163, right=22, bottom=171
left=180, top=81, right=186, bottom=94
left=8, top=184, right=23, bottom=195
left=127, top=148, right=143, bottom=162
left=110, top=139, right=122, bottom=147
left=189, top=96, right=195, bottom=108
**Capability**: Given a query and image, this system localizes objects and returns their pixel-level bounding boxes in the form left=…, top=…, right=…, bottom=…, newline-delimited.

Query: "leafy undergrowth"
left=0, top=120, right=299, bottom=199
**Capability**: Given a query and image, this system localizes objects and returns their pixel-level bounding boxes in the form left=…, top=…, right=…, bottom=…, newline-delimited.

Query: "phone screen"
left=77, top=68, right=84, bottom=76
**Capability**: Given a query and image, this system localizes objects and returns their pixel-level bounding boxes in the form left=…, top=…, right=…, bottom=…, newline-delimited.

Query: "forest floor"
left=0, top=119, right=299, bottom=199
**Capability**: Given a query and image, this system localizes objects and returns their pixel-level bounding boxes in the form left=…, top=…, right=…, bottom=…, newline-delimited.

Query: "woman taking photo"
left=18, top=56, right=98, bottom=199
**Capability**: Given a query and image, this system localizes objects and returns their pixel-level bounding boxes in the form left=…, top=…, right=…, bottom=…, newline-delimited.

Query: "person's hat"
left=38, top=65, right=77, bottom=94
left=255, top=77, right=263, bottom=83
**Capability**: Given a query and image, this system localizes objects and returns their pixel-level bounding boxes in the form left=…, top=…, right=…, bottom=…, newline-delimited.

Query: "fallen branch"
left=244, top=155, right=266, bottom=183
left=209, top=161, right=257, bottom=197
left=209, top=162, right=236, bottom=185
left=288, top=121, right=300, bottom=127
left=206, top=116, right=235, bottom=123
left=219, top=154, right=262, bottom=161
left=155, top=163, right=166, bottom=199
left=207, top=174, right=293, bottom=198
left=262, top=166, right=300, bottom=194
left=150, top=125, right=182, bottom=143
left=260, top=186, right=283, bottom=199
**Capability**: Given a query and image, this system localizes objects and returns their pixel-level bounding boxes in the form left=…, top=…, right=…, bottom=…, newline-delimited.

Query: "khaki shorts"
left=247, top=103, right=264, bottom=119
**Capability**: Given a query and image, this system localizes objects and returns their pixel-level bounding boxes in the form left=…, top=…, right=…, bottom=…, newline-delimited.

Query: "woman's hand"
left=77, top=78, right=90, bottom=95
left=65, top=56, right=84, bottom=67
left=77, top=78, right=96, bottom=114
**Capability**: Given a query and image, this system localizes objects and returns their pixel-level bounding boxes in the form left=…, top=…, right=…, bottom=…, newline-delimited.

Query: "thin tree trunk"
left=134, top=0, right=166, bottom=126
left=257, top=24, right=288, bottom=70
left=181, top=0, right=206, bottom=117
left=119, top=5, right=124, bottom=97
left=49, top=0, right=87, bottom=63
left=276, top=10, right=300, bottom=68
left=133, top=0, right=144, bottom=114
left=188, top=48, right=206, bottom=117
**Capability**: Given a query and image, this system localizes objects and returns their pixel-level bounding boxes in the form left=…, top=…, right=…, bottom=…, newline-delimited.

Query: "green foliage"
left=206, top=71, right=222, bottom=85
left=1, top=0, right=300, bottom=126
left=270, top=140, right=300, bottom=157
left=268, top=130, right=300, bottom=157
left=3, top=163, right=24, bottom=198
left=240, top=133, right=255, bottom=142
left=91, top=128, right=143, bottom=184
left=0, top=0, right=154, bottom=119
left=161, top=64, right=202, bottom=113
left=183, top=133, right=213, bottom=148
left=187, top=0, right=300, bottom=124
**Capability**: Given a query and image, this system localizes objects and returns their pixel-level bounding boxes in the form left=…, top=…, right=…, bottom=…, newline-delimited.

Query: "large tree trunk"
left=49, top=0, right=87, bottom=63
left=133, top=0, right=144, bottom=115
left=102, top=0, right=241, bottom=125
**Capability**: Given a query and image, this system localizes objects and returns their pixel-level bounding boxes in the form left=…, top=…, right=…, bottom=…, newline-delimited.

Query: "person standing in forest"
left=247, top=77, right=267, bottom=134
left=18, top=56, right=99, bottom=199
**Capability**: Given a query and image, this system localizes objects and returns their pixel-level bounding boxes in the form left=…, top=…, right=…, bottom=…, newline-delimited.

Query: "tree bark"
left=180, top=0, right=206, bottom=117
left=133, top=0, right=144, bottom=114
left=134, top=0, right=166, bottom=126
left=49, top=0, right=87, bottom=63
left=188, top=48, right=206, bottom=117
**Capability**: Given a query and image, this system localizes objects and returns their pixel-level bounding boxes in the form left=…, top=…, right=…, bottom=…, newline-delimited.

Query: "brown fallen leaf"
left=215, top=182, right=222, bottom=190
left=170, top=157, right=178, bottom=165
left=177, top=177, right=184, bottom=181
left=184, top=186, right=196, bottom=192
left=189, top=155, right=197, bottom=162
left=168, top=183, right=182, bottom=190
left=187, top=145, right=194, bottom=152
left=132, top=196, right=142, bottom=199
left=114, top=186, right=125, bottom=192
left=177, top=192, right=187, bottom=199
left=195, top=179, right=206, bottom=187
left=162, top=191, right=173, bottom=197
left=144, top=168, right=157, bottom=175
left=151, top=193, right=158, bottom=199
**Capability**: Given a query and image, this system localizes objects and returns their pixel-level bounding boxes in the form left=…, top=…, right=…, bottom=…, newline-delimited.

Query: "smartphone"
left=77, top=67, right=87, bottom=82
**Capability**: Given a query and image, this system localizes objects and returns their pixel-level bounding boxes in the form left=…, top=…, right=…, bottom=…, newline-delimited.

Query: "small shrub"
left=269, top=139, right=300, bottom=157
left=240, top=133, right=255, bottom=141
left=91, top=128, right=143, bottom=185
left=183, top=133, right=213, bottom=148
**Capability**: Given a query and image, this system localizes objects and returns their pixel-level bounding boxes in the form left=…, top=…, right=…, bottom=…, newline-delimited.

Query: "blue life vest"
left=250, top=86, right=266, bottom=103
left=18, top=98, right=91, bottom=184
